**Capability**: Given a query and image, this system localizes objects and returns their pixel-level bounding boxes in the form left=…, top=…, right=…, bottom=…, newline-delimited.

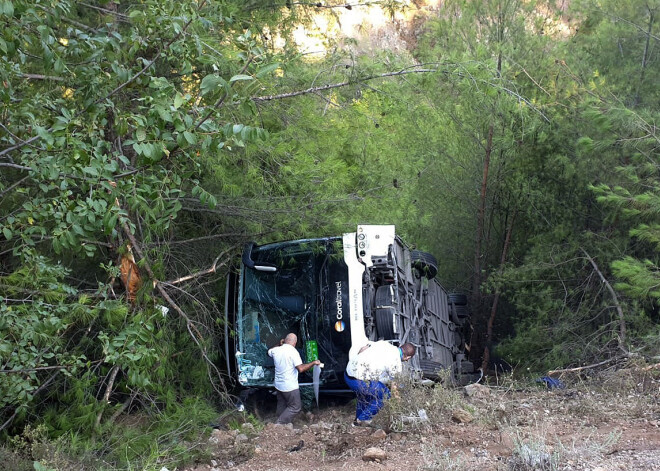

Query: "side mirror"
left=242, top=242, right=277, bottom=272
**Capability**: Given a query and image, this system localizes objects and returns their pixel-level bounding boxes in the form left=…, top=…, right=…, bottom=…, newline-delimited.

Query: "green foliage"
left=0, top=256, right=89, bottom=414
left=0, top=0, right=293, bottom=444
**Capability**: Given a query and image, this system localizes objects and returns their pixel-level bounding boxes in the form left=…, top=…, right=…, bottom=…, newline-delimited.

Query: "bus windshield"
left=237, top=240, right=326, bottom=386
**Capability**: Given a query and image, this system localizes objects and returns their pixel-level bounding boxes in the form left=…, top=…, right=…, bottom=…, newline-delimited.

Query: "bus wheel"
left=375, top=285, right=396, bottom=340
left=411, top=250, right=438, bottom=279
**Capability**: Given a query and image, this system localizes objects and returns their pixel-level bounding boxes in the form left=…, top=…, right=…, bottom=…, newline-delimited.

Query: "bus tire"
left=411, top=250, right=438, bottom=279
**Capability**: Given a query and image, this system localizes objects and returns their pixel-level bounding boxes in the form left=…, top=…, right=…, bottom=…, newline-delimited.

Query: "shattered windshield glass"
left=237, top=241, right=323, bottom=386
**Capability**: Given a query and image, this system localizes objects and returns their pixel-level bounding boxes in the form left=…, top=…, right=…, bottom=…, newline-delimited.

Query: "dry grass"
left=375, top=371, right=469, bottom=433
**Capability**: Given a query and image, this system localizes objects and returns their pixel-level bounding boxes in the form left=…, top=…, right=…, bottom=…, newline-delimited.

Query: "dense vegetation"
left=1, top=0, right=658, bottom=468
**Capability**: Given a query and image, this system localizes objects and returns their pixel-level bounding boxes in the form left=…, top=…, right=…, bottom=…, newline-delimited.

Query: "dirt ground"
left=188, top=368, right=660, bottom=471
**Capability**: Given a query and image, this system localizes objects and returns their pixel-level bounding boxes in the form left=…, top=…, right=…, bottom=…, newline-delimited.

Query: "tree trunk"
left=634, top=6, right=654, bottom=106
left=481, top=209, right=516, bottom=373
left=472, top=123, right=494, bottom=304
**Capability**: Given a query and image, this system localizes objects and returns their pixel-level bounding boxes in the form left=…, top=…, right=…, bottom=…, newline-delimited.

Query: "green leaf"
left=2, top=227, right=12, bottom=240
left=173, top=92, right=186, bottom=109
left=83, top=166, right=99, bottom=177
left=229, top=74, right=253, bottom=82
left=255, top=63, right=280, bottom=78
left=35, top=126, right=54, bottom=146
left=200, top=74, right=225, bottom=95
left=0, top=1, right=14, bottom=17
left=183, top=131, right=196, bottom=145
left=136, top=128, right=147, bottom=142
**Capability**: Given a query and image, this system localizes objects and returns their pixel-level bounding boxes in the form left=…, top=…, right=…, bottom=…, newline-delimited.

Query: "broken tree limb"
left=580, top=247, right=627, bottom=352
left=164, top=245, right=237, bottom=286
left=118, top=215, right=230, bottom=401
left=96, top=365, right=120, bottom=428
left=547, top=357, right=618, bottom=376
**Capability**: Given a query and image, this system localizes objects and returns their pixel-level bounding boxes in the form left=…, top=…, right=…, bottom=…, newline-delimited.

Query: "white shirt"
left=268, top=343, right=303, bottom=392
left=346, top=341, right=402, bottom=384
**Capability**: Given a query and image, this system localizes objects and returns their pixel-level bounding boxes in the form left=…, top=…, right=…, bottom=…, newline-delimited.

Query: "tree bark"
left=634, top=6, right=654, bottom=106
left=472, top=123, right=494, bottom=304
left=481, top=209, right=516, bottom=373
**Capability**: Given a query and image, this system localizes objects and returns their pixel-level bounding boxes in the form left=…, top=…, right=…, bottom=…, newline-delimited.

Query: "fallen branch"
left=547, top=357, right=618, bottom=376
left=580, top=247, right=627, bottom=352
left=163, top=245, right=236, bottom=286
left=118, top=212, right=230, bottom=401
left=95, top=365, right=120, bottom=428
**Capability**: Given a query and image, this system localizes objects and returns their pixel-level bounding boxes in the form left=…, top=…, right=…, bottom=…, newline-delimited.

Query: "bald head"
left=401, top=342, right=416, bottom=360
left=284, top=333, right=297, bottom=346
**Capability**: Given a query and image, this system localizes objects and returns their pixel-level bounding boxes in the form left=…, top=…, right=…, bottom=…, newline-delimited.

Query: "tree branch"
left=96, top=365, right=120, bottom=428
left=163, top=245, right=237, bottom=286
left=166, top=233, right=246, bottom=246
left=252, top=68, right=438, bottom=102
left=547, top=357, right=619, bottom=376
left=0, top=176, right=29, bottom=198
left=580, top=247, right=627, bottom=352
left=20, top=73, right=66, bottom=82
left=0, top=365, right=67, bottom=374
left=78, top=2, right=130, bottom=21
left=117, top=209, right=230, bottom=400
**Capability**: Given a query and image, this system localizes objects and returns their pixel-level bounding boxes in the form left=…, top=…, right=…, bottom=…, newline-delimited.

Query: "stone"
left=451, top=409, right=474, bottom=424
left=464, top=383, right=491, bottom=398
left=209, top=429, right=234, bottom=446
left=371, top=429, right=387, bottom=440
left=362, top=447, right=388, bottom=462
left=234, top=433, right=249, bottom=444
left=241, top=422, right=255, bottom=434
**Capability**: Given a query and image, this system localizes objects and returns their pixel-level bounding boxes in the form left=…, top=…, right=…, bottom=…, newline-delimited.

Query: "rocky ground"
left=186, top=367, right=660, bottom=471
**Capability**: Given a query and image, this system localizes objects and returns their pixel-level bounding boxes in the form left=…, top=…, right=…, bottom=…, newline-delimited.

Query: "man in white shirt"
left=268, top=333, right=321, bottom=424
left=344, top=341, right=416, bottom=425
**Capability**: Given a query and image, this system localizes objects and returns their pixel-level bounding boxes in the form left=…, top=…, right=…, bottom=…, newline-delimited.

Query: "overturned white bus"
left=224, top=225, right=476, bottom=394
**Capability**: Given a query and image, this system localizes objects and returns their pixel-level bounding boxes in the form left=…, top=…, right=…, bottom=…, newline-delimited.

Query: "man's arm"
left=295, top=359, right=321, bottom=373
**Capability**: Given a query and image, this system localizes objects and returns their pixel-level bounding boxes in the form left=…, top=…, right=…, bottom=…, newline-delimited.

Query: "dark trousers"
left=344, top=372, right=391, bottom=421
left=275, top=388, right=302, bottom=424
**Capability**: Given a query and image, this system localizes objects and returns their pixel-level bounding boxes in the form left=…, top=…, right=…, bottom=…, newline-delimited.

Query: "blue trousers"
left=344, top=372, right=391, bottom=421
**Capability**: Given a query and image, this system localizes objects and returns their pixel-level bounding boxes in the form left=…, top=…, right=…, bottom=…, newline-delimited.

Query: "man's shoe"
left=353, top=419, right=372, bottom=427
